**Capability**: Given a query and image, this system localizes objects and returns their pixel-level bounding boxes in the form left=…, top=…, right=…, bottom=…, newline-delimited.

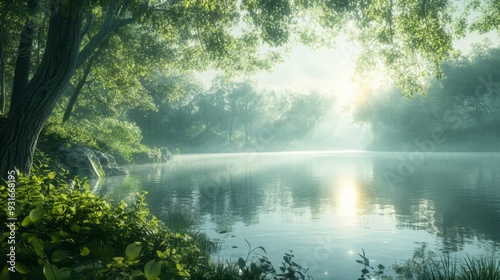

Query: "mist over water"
left=96, top=151, right=500, bottom=279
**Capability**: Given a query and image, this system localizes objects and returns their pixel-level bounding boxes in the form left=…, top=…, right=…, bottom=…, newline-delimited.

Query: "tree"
left=228, top=81, right=262, bottom=144
left=353, top=46, right=500, bottom=151
left=0, top=0, right=85, bottom=177
left=0, top=0, right=468, bottom=177
left=0, top=0, right=298, bottom=176
left=129, top=71, right=203, bottom=146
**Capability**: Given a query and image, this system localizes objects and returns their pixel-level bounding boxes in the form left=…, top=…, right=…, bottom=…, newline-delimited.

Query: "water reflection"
left=370, top=153, right=500, bottom=252
left=96, top=152, right=500, bottom=277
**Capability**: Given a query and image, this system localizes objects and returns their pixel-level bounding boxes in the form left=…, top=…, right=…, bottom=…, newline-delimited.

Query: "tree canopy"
left=353, top=45, right=500, bottom=151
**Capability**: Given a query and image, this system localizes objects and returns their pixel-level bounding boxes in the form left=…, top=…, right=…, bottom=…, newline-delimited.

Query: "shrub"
left=0, top=165, right=208, bottom=279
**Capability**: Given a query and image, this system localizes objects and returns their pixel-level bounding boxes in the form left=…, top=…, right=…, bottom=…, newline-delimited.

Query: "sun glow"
left=195, top=39, right=389, bottom=108
left=336, top=181, right=359, bottom=215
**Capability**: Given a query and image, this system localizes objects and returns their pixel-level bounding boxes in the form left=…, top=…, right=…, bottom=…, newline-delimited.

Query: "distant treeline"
left=129, top=76, right=334, bottom=153
left=46, top=73, right=334, bottom=159
left=353, top=46, right=500, bottom=151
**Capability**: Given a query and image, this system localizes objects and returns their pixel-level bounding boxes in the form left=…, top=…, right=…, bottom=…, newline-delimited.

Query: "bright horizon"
left=196, top=30, right=499, bottom=107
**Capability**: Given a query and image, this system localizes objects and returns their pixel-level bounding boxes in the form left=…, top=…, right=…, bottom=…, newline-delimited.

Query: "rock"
left=160, top=147, right=173, bottom=162
left=103, top=166, right=129, bottom=176
left=94, top=150, right=117, bottom=166
left=57, top=145, right=128, bottom=178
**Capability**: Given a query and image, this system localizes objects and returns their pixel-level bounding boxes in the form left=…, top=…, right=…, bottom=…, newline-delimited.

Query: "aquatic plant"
left=392, top=244, right=500, bottom=280
left=356, top=249, right=386, bottom=280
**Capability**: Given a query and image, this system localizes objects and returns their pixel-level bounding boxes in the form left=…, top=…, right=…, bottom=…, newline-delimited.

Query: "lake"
left=94, top=151, right=500, bottom=279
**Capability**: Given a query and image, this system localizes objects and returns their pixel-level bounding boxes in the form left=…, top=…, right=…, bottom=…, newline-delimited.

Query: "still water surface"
left=95, top=151, right=500, bottom=279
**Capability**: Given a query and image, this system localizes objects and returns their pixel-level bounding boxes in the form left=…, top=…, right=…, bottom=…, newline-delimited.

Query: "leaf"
left=156, top=250, right=165, bottom=258
left=15, top=262, right=30, bottom=274
left=1, top=265, right=9, bottom=279
left=43, top=263, right=59, bottom=280
left=118, top=201, right=128, bottom=210
left=52, top=249, right=72, bottom=262
left=255, top=246, right=267, bottom=253
left=125, top=242, right=142, bottom=261
left=361, top=268, right=370, bottom=274
left=238, top=257, right=246, bottom=270
left=29, top=237, right=44, bottom=257
left=80, top=246, right=90, bottom=256
left=21, top=216, right=32, bottom=227
left=58, top=267, right=73, bottom=280
left=175, top=262, right=184, bottom=271
left=144, top=260, right=161, bottom=280
left=48, top=171, right=57, bottom=179
left=29, top=207, right=44, bottom=223
left=358, top=253, right=369, bottom=266
left=378, top=264, right=385, bottom=270
left=250, top=262, right=258, bottom=273
left=130, top=270, right=144, bottom=278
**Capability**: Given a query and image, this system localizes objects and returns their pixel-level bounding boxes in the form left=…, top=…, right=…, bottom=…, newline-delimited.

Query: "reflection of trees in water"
left=148, top=154, right=378, bottom=229
left=143, top=155, right=356, bottom=230
left=102, top=154, right=500, bottom=254
left=371, top=154, right=500, bottom=252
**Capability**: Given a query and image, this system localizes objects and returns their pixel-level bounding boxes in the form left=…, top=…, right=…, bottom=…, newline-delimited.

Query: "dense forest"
left=47, top=73, right=335, bottom=159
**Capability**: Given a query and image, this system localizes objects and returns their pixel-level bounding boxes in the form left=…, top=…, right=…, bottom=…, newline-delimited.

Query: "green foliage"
left=356, top=249, right=387, bottom=280
left=43, top=117, right=151, bottom=164
left=130, top=74, right=335, bottom=152
left=466, top=0, right=500, bottom=34
left=392, top=244, right=500, bottom=280
left=190, top=239, right=313, bottom=280
left=0, top=167, right=209, bottom=279
left=353, top=46, right=500, bottom=151
left=235, top=240, right=275, bottom=279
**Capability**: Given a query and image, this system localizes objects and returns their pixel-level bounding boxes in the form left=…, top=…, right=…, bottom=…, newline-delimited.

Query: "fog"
left=351, top=45, right=500, bottom=152
left=126, top=43, right=500, bottom=154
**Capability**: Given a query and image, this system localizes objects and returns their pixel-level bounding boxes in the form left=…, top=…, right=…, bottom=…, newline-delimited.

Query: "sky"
left=196, top=31, right=499, bottom=107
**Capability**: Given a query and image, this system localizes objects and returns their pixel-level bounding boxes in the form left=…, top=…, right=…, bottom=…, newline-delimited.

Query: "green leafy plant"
left=0, top=166, right=210, bottom=279
left=356, top=249, right=386, bottom=280
left=274, top=250, right=312, bottom=280
left=235, top=239, right=275, bottom=279
left=392, top=244, right=500, bottom=280
left=232, top=240, right=312, bottom=280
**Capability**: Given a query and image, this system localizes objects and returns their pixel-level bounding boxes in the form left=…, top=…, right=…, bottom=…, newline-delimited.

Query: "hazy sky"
left=196, top=30, right=499, bottom=106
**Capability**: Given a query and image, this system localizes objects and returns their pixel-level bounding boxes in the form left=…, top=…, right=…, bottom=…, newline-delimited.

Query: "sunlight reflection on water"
left=95, top=151, right=500, bottom=279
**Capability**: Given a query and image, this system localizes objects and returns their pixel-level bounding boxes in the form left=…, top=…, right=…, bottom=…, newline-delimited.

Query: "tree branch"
left=81, top=11, right=92, bottom=37
left=63, top=53, right=97, bottom=123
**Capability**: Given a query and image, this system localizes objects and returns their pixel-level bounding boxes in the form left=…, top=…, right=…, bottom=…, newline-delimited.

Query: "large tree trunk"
left=10, top=20, right=35, bottom=108
left=0, top=33, right=5, bottom=115
left=0, top=1, right=84, bottom=178
left=10, top=0, right=39, bottom=108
